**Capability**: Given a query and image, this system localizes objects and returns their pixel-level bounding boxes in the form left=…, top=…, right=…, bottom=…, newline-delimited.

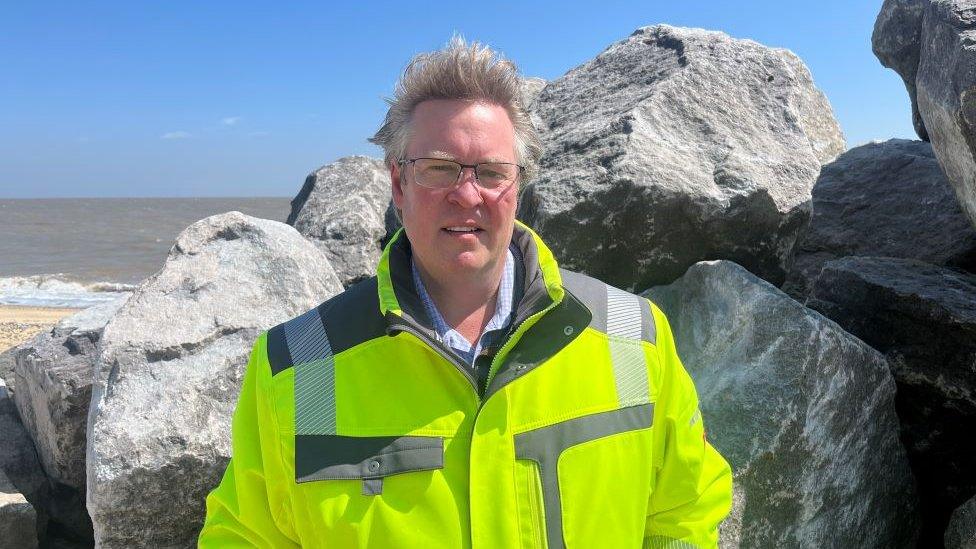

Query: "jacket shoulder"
left=265, top=276, right=386, bottom=376
left=559, top=268, right=656, bottom=345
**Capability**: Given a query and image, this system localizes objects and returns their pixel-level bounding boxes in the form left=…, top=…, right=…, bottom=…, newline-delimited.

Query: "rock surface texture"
left=286, top=156, right=393, bottom=286
left=14, top=298, right=126, bottom=491
left=0, top=467, right=37, bottom=549
left=807, top=256, right=976, bottom=545
left=519, top=25, right=845, bottom=291
left=646, top=260, right=919, bottom=548
left=946, top=494, right=976, bottom=548
left=784, top=139, right=976, bottom=297
left=874, top=0, right=976, bottom=229
left=86, top=212, right=343, bottom=548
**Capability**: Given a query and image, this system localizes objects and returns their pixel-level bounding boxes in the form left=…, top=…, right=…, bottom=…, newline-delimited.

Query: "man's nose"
left=448, top=167, right=484, bottom=207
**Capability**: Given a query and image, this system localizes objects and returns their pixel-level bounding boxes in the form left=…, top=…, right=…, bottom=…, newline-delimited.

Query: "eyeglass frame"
left=397, top=157, right=525, bottom=190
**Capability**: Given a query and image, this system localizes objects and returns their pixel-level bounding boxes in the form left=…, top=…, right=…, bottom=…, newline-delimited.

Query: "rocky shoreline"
left=3, top=4, right=976, bottom=547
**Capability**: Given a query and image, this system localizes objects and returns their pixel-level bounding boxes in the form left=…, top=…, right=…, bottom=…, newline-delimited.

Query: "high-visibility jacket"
left=199, top=222, right=732, bottom=548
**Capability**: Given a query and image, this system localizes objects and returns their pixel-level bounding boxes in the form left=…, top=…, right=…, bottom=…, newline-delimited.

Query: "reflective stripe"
left=606, top=285, right=651, bottom=406
left=285, top=308, right=337, bottom=435
left=514, top=404, right=654, bottom=549
left=643, top=535, right=700, bottom=549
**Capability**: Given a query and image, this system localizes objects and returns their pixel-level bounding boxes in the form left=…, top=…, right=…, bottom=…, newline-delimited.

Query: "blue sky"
left=1, top=1, right=913, bottom=198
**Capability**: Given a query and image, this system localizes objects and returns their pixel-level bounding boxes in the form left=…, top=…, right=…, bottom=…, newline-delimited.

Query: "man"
left=199, top=37, right=732, bottom=548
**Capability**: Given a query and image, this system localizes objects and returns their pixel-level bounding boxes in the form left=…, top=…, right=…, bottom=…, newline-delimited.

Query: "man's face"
left=391, top=99, right=519, bottom=285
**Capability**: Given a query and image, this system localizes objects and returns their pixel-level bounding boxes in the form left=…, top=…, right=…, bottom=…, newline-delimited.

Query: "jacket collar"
left=376, top=220, right=566, bottom=332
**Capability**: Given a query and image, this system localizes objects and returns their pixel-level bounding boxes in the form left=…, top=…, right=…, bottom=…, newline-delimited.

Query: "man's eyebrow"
left=425, top=151, right=511, bottom=163
left=426, top=150, right=456, bottom=160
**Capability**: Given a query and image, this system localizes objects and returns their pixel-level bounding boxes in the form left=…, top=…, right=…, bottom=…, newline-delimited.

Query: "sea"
left=0, top=197, right=292, bottom=308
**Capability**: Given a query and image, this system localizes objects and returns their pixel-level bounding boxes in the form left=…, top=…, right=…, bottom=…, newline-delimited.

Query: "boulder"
left=646, top=260, right=919, bottom=547
left=946, top=494, right=976, bottom=548
left=0, top=376, right=49, bottom=541
left=14, top=297, right=126, bottom=491
left=806, top=256, right=976, bottom=545
left=0, top=467, right=37, bottom=549
left=287, top=156, right=393, bottom=286
left=873, top=0, right=976, bottom=229
left=86, top=212, right=343, bottom=548
left=519, top=25, right=845, bottom=292
left=784, top=139, right=976, bottom=298
left=872, top=0, right=929, bottom=140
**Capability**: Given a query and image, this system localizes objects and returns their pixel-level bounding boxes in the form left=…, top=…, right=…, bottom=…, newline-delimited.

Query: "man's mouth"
left=443, top=226, right=483, bottom=233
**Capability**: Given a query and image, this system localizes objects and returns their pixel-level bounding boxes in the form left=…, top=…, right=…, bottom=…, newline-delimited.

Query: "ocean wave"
left=0, top=274, right=136, bottom=308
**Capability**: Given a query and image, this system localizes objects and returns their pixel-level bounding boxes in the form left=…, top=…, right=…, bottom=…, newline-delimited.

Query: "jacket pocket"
left=296, top=434, right=444, bottom=495
left=514, top=459, right=549, bottom=549
left=514, top=403, right=654, bottom=549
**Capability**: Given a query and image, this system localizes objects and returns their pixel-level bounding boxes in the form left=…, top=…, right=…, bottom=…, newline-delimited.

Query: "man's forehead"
left=424, top=150, right=510, bottom=163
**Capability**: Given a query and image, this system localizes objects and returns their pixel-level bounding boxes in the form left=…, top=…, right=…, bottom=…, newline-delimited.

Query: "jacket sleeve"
left=198, top=332, right=301, bottom=548
left=644, top=302, right=733, bottom=549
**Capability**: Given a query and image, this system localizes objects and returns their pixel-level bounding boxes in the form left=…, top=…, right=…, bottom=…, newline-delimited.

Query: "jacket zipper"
left=483, top=301, right=558, bottom=398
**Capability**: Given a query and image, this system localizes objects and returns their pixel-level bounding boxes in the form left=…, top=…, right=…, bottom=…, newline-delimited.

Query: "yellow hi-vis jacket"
left=198, top=222, right=733, bottom=548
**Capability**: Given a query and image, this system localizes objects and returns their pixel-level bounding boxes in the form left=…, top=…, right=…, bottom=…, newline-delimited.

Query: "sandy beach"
left=0, top=304, right=82, bottom=353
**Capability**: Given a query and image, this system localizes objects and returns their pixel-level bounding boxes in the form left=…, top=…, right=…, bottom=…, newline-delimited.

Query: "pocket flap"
left=296, top=434, right=444, bottom=484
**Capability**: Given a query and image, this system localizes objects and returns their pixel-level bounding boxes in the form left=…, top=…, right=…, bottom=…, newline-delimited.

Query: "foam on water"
left=0, top=274, right=135, bottom=308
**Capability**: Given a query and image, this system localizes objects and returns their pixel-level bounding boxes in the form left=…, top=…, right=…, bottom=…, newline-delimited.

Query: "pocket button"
left=368, top=460, right=380, bottom=472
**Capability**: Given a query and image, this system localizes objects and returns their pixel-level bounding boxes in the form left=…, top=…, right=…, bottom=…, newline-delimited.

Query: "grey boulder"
left=287, top=155, right=393, bottom=286
left=872, top=0, right=929, bottom=140
left=946, top=494, right=976, bottom=548
left=646, top=260, right=919, bottom=548
left=784, top=139, right=976, bottom=298
left=520, top=25, right=844, bottom=291
left=14, top=297, right=127, bottom=491
left=0, top=467, right=37, bottom=549
left=86, top=212, right=343, bottom=548
left=806, top=256, right=976, bottom=545
left=873, top=0, right=976, bottom=228
left=0, top=376, right=49, bottom=543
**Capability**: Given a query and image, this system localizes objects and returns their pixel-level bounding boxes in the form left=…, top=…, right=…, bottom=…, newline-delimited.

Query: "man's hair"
left=369, top=35, right=542, bottom=184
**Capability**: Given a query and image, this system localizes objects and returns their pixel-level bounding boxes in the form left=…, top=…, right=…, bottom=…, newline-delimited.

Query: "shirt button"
left=368, top=460, right=380, bottom=472
left=563, top=325, right=574, bottom=336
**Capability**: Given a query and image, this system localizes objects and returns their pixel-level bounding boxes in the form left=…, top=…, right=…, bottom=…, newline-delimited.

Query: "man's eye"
left=429, top=164, right=456, bottom=172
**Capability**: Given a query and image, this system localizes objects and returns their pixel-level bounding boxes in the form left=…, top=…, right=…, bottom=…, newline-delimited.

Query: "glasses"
left=398, top=157, right=524, bottom=190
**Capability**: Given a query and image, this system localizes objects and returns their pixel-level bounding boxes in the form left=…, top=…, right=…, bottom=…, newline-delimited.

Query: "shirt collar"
left=410, top=246, right=516, bottom=352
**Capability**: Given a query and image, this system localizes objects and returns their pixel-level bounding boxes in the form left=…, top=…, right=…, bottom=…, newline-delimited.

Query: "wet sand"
left=0, top=305, right=82, bottom=353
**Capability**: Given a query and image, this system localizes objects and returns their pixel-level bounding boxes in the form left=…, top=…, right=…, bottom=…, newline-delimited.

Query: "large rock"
left=946, top=494, right=976, bottom=548
left=646, top=260, right=919, bottom=547
left=14, top=297, right=126, bottom=491
left=784, top=139, right=976, bottom=297
left=287, top=155, right=393, bottom=286
left=0, top=467, right=37, bottom=549
left=874, top=0, right=976, bottom=229
left=86, top=212, right=343, bottom=548
left=807, top=256, right=976, bottom=545
left=519, top=25, right=845, bottom=292
left=873, top=0, right=929, bottom=140
left=0, top=376, right=49, bottom=541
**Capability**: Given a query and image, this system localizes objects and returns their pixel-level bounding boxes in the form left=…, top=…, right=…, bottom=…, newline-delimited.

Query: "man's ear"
left=390, top=160, right=404, bottom=208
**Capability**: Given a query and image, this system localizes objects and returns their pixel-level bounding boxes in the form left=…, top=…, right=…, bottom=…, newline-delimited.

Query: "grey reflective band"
left=606, top=285, right=651, bottom=407
left=643, top=535, right=701, bottom=548
left=285, top=308, right=337, bottom=436
left=295, top=434, right=444, bottom=488
left=514, top=403, right=654, bottom=549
